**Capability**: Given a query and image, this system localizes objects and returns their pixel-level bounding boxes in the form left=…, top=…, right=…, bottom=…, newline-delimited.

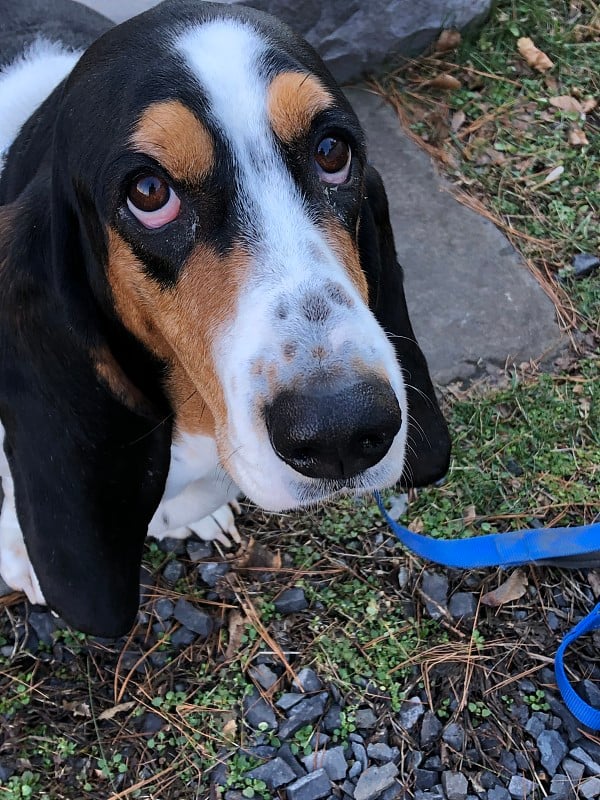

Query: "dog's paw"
left=188, top=500, right=242, bottom=548
left=0, top=524, right=46, bottom=605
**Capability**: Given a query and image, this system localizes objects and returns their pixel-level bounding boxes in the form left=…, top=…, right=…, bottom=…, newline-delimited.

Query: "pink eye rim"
left=314, top=136, right=352, bottom=185
left=126, top=174, right=181, bottom=229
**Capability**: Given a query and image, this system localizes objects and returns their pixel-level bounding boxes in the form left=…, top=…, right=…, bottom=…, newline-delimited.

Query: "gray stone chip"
left=243, top=688, right=278, bottom=732
left=274, top=587, right=309, bottom=614
left=354, top=763, right=399, bottom=800
left=422, top=571, right=449, bottom=619
left=398, top=697, right=424, bottom=730
left=173, top=598, right=213, bottom=638
left=245, top=757, right=296, bottom=790
left=293, top=668, right=323, bottom=693
left=286, top=768, right=332, bottom=800
left=537, top=730, right=568, bottom=776
left=579, top=777, right=600, bottom=800
left=508, top=776, right=535, bottom=799
left=302, top=746, right=347, bottom=781
left=420, top=710, right=443, bottom=747
left=442, top=771, right=468, bottom=800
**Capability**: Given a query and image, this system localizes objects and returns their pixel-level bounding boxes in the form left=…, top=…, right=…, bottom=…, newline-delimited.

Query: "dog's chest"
left=161, top=431, right=223, bottom=501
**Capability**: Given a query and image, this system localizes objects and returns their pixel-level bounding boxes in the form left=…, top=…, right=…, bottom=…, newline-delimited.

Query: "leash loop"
left=374, top=491, right=600, bottom=729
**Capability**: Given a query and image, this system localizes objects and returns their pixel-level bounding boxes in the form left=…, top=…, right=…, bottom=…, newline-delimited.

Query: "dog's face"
left=0, top=1, right=450, bottom=635
left=50, top=1, right=446, bottom=510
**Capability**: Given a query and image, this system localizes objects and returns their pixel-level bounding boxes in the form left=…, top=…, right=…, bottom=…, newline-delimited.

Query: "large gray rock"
left=347, top=88, right=563, bottom=385
left=82, top=0, right=492, bottom=81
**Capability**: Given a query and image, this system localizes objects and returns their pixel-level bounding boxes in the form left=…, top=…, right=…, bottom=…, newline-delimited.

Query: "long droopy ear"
left=0, top=179, right=172, bottom=637
left=359, top=165, right=451, bottom=487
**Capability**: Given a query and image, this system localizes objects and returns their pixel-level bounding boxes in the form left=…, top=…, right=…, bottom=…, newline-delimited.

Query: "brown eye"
left=126, top=175, right=181, bottom=229
left=128, top=174, right=170, bottom=212
left=315, top=136, right=351, bottom=184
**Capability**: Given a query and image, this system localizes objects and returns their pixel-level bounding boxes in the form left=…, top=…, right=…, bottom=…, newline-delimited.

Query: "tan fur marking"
left=322, top=221, right=369, bottom=303
left=94, top=346, right=151, bottom=412
left=107, top=229, right=248, bottom=442
left=130, top=101, right=214, bottom=183
left=268, top=72, right=333, bottom=143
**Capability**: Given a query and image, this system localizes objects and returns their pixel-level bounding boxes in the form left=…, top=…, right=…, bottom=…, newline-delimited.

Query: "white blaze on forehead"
left=176, top=21, right=409, bottom=510
left=177, top=21, right=314, bottom=258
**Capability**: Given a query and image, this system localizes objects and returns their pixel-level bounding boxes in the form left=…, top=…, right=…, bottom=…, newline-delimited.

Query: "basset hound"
left=0, top=0, right=451, bottom=637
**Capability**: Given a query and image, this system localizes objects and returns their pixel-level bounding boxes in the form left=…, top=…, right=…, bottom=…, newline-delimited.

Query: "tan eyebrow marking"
left=267, top=71, right=333, bottom=143
left=130, top=100, right=214, bottom=182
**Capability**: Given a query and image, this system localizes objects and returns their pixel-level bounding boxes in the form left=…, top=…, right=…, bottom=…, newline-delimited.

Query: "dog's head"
left=0, top=0, right=450, bottom=633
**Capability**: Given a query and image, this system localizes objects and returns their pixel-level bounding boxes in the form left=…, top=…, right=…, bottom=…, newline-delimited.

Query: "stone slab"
left=346, top=87, right=563, bottom=385
left=78, top=0, right=492, bottom=82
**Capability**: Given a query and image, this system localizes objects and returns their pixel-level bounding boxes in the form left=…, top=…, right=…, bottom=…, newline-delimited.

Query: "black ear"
left=358, top=165, right=451, bottom=487
left=0, top=180, right=172, bottom=637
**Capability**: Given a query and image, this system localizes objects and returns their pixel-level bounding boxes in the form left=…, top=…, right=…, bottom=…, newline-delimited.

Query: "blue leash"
left=374, top=491, right=600, bottom=730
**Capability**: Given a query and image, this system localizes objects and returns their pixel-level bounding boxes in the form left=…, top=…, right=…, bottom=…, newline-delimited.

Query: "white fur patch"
left=177, top=20, right=409, bottom=510
left=0, top=424, right=45, bottom=604
left=0, top=38, right=81, bottom=177
left=148, top=432, right=240, bottom=542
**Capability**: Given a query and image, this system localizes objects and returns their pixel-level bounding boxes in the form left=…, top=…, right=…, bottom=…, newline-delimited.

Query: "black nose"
left=265, top=378, right=402, bottom=480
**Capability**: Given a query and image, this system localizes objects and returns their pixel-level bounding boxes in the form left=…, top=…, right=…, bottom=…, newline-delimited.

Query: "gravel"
left=2, top=526, right=600, bottom=800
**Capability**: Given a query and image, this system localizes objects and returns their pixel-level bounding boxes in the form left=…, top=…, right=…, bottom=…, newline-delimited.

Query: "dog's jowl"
left=0, top=0, right=450, bottom=636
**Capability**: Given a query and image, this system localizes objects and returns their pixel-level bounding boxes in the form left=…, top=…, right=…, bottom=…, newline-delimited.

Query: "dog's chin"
left=229, top=457, right=406, bottom=513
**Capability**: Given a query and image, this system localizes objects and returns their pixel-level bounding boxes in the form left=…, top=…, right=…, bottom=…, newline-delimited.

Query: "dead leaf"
left=62, top=700, right=91, bottom=718
left=517, top=37, right=554, bottom=72
left=569, top=126, right=589, bottom=146
left=481, top=569, right=528, bottom=607
left=549, top=95, right=583, bottom=113
left=451, top=110, right=466, bottom=132
left=463, top=505, right=477, bottom=526
left=233, top=537, right=282, bottom=574
left=435, top=29, right=462, bottom=52
left=98, top=701, right=136, bottom=721
left=409, top=517, right=424, bottom=533
left=224, top=610, right=247, bottom=661
left=222, top=718, right=238, bottom=741
left=536, top=165, right=565, bottom=187
left=581, top=97, right=598, bottom=113
left=589, top=571, right=600, bottom=599
left=423, top=73, right=462, bottom=91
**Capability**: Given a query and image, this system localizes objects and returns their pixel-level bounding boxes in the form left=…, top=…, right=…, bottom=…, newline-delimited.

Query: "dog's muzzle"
left=265, top=375, right=402, bottom=480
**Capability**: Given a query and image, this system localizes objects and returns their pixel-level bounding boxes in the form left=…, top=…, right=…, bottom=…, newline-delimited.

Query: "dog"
left=0, top=0, right=451, bottom=637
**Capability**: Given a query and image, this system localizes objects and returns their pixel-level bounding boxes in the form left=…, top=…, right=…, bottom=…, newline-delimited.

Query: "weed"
left=524, top=689, right=551, bottom=712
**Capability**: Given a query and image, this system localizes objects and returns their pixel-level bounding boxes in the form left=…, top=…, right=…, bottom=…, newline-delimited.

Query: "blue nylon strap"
left=374, top=492, right=600, bottom=568
left=374, top=492, right=600, bottom=729
left=555, top=603, right=600, bottom=730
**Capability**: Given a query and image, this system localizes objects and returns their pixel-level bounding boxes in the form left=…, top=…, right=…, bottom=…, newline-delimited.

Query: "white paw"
left=0, top=457, right=46, bottom=606
left=0, top=525, right=46, bottom=605
left=188, top=501, right=242, bottom=548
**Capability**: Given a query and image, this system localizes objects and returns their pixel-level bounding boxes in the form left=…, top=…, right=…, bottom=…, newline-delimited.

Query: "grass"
left=380, top=0, right=599, bottom=332
left=406, top=358, right=600, bottom=537
left=0, top=1, right=599, bottom=797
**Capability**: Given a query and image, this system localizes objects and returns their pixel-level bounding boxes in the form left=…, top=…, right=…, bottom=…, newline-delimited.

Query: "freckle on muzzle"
left=265, top=376, right=401, bottom=480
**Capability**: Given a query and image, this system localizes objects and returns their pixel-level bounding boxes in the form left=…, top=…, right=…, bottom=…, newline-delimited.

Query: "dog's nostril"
left=265, top=377, right=401, bottom=480
left=357, top=433, right=387, bottom=452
